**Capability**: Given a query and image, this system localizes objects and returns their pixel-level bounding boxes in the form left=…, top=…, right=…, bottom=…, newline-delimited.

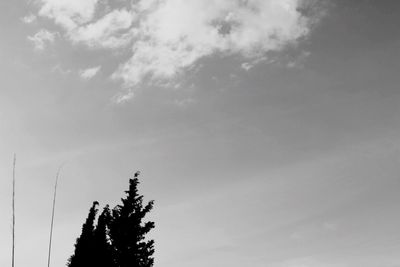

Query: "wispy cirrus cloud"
left=32, top=0, right=324, bottom=100
left=27, top=29, right=56, bottom=50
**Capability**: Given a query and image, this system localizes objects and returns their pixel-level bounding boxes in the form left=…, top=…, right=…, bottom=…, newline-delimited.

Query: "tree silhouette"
left=109, top=172, right=155, bottom=267
left=67, top=201, right=99, bottom=267
left=67, top=172, right=155, bottom=267
left=93, top=205, right=115, bottom=267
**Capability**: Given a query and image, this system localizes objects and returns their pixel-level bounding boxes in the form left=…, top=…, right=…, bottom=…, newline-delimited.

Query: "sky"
left=1, top=0, right=400, bottom=266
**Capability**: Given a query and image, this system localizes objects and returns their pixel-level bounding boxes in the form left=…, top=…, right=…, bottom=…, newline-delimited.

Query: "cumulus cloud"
left=27, top=29, right=56, bottom=50
left=112, top=0, right=313, bottom=87
left=79, top=66, right=101, bottom=80
left=38, top=0, right=133, bottom=49
left=35, top=0, right=322, bottom=98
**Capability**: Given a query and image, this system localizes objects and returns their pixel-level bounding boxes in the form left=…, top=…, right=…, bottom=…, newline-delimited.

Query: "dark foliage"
left=67, top=172, right=155, bottom=267
left=93, top=205, right=115, bottom=267
left=67, top=201, right=99, bottom=267
left=109, top=172, right=155, bottom=267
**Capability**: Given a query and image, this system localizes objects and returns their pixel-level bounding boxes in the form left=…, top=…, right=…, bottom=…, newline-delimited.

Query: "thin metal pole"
left=47, top=166, right=62, bottom=267
left=12, top=154, right=16, bottom=267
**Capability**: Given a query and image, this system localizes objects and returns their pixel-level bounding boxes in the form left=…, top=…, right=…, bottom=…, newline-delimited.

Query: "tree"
left=93, top=205, right=115, bottom=267
left=67, top=172, right=155, bottom=267
left=109, top=172, right=155, bottom=267
left=67, top=201, right=99, bottom=267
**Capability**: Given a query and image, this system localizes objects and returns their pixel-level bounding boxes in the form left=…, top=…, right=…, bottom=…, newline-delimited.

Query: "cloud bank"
left=35, top=0, right=320, bottom=96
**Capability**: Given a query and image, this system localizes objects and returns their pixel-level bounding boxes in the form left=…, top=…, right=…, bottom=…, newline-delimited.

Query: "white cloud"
left=112, top=0, right=314, bottom=88
left=37, top=0, right=134, bottom=49
left=112, top=90, right=135, bottom=104
left=27, top=29, right=56, bottom=50
left=70, top=9, right=135, bottom=49
left=21, top=14, right=37, bottom=24
left=241, top=62, right=254, bottom=71
left=79, top=66, right=101, bottom=80
left=34, top=0, right=323, bottom=100
left=241, top=56, right=271, bottom=71
left=38, top=0, right=99, bottom=30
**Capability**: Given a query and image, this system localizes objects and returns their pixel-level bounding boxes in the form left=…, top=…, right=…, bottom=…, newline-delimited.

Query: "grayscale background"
left=1, top=1, right=400, bottom=266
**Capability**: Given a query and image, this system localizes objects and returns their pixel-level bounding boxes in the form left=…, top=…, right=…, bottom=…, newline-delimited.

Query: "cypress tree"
left=67, top=201, right=99, bottom=267
left=93, top=205, right=115, bottom=267
left=67, top=172, right=155, bottom=267
left=109, top=172, right=155, bottom=267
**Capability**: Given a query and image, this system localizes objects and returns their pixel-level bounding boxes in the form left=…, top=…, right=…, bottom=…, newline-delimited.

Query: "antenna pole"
left=12, top=154, right=16, bottom=267
left=47, top=166, right=62, bottom=267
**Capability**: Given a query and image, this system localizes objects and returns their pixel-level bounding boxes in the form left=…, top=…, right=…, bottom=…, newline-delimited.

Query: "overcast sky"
left=1, top=0, right=400, bottom=267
